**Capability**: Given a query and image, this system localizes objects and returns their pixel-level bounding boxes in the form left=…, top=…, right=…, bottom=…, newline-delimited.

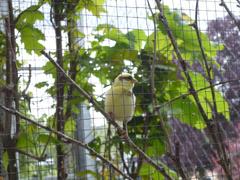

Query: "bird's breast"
left=105, top=87, right=136, bottom=122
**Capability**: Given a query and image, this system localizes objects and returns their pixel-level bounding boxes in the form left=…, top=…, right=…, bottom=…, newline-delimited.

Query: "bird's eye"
left=125, top=76, right=133, bottom=81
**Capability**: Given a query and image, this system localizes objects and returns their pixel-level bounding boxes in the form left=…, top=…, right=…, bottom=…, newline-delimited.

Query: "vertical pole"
left=74, top=104, right=96, bottom=179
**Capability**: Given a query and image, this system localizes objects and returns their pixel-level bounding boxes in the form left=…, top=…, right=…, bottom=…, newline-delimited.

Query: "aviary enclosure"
left=0, top=0, right=240, bottom=179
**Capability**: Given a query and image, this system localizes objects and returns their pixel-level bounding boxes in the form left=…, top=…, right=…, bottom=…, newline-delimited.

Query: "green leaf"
left=144, top=31, right=170, bottom=52
left=16, top=5, right=44, bottom=28
left=3, top=151, right=9, bottom=170
left=64, top=118, right=76, bottom=135
left=77, top=170, right=100, bottom=179
left=127, top=29, right=147, bottom=51
left=189, top=72, right=229, bottom=120
left=17, top=132, right=33, bottom=149
left=35, top=81, right=49, bottom=88
left=164, top=96, right=205, bottom=128
left=42, top=61, right=56, bottom=76
left=19, top=25, right=45, bottom=55
left=96, top=24, right=129, bottom=45
left=88, top=137, right=101, bottom=154
left=76, top=0, right=106, bottom=17
left=147, top=139, right=165, bottom=156
left=38, top=134, right=59, bottom=144
left=156, top=5, right=222, bottom=64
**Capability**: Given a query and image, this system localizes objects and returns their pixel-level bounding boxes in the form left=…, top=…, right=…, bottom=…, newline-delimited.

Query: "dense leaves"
left=16, top=5, right=45, bottom=55
left=0, top=0, right=233, bottom=179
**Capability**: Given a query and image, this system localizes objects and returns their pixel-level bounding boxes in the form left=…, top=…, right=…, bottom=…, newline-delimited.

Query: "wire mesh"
left=0, top=0, right=240, bottom=179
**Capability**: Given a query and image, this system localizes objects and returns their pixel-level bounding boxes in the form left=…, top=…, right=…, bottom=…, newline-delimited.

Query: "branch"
left=21, top=64, right=31, bottom=96
left=237, top=0, right=240, bottom=7
left=40, top=118, right=56, bottom=159
left=154, top=1, right=232, bottom=179
left=191, top=0, right=218, bottom=117
left=16, top=149, right=47, bottom=162
left=40, top=50, right=173, bottom=179
left=192, top=3, right=232, bottom=176
left=154, top=0, right=209, bottom=123
left=220, top=0, right=240, bottom=31
left=119, top=141, right=131, bottom=175
left=147, top=1, right=187, bottom=179
left=155, top=78, right=240, bottom=111
left=147, top=0, right=157, bottom=106
left=21, top=64, right=32, bottom=111
left=0, top=104, right=132, bottom=180
left=167, top=142, right=186, bottom=179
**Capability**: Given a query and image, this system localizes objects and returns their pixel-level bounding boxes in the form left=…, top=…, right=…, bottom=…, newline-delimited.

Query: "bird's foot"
left=117, top=129, right=128, bottom=140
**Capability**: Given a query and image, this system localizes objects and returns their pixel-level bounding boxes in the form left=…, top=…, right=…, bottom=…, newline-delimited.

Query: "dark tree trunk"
left=3, top=0, right=19, bottom=179
left=53, top=0, right=66, bottom=179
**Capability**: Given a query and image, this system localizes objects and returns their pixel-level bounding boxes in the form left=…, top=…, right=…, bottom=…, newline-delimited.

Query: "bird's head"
left=113, top=73, right=138, bottom=90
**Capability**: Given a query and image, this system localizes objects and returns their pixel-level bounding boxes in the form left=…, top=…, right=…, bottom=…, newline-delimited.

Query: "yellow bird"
left=104, top=73, right=137, bottom=128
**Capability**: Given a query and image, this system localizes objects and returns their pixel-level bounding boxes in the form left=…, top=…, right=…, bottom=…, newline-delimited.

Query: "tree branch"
left=220, top=0, right=240, bottom=31
left=154, top=1, right=233, bottom=179
left=40, top=50, right=173, bottom=180
left=155, top=78, right=240, bottom=111
left=0, top=104, right=132, bottom=180
left=16, top=149, right=47, bottom=162
left=191, top=0, right=218, bottom=117
left=147, top=1, right=188, bottom=179
left=191, top=2, right=232, bottom=178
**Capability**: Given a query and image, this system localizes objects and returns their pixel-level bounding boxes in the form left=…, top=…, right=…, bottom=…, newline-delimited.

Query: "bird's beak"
left=132, top=77, right=138, bottom=83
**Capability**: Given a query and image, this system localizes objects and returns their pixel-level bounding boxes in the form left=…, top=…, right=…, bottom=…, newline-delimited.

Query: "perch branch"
left=40, top=50, right=173, bottom=180
left=0, top=104, right=132, bottom=180
left=154, top=1, right=232, bottom=179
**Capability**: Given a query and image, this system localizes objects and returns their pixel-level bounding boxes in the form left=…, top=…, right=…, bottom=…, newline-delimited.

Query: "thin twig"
left=50, top=3, right=56, bottom=29
left=167, top=142, right=186, bottom=179
left=40, top=50, right=173, bottom=180
left=0, top=104, right=132, bottom=180
left=237, top=0, right=240, bottom=7
left=155, top=78, right=240, bottom=111
left=192, top=2, right=232, bottom=177
left=21, top=64, right=32, bottom=111
left=147, top=1, right=188, bottom=179
left=147, top=0, right=157, bottom=107
left=191, top=0, right=218, bottom=117
left=154, top=1, right=233, bottom=179
left=119, top=141, right=131, bottom=175
left=40, top=117, right=56, bottom=159
left=21, top=64, right=31, bottom=96
left=16, top=148, right=47, bottom=161
left=155, top=0, right=209, bottom=123
left=220, top=0, right=240, bottom=31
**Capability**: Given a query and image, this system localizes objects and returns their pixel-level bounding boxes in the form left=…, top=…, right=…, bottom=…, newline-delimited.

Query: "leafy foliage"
left=15, top=5, right=45, bottom=55
left=1, top=0, right=232, bottom=179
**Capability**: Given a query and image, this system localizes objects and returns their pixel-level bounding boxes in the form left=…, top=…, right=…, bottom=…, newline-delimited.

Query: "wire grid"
left=0, top=0, right=240, bottom=179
